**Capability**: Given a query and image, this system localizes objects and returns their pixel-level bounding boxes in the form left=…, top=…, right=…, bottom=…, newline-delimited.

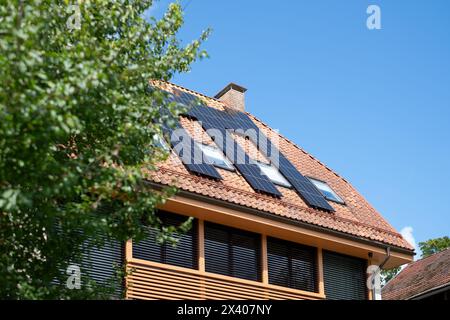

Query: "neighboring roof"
left=144, top=81, right=414, bottom=251
left=382, top=248, right=450, bottom=300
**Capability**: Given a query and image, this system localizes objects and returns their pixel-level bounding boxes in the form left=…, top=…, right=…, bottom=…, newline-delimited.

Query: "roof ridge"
left=158, top=80, right=224, bottom=104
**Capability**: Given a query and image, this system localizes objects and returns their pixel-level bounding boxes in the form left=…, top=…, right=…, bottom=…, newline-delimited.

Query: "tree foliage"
left=0, top=0, right=209, bottom=299
left=419, top=236, right=450, bottom=258
left=381, top=266, right=401, bottom=286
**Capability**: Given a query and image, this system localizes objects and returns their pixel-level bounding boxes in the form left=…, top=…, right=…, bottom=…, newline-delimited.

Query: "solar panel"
left=188, top=105, right=334, bottom=211
left=241, top=123, right=334, bottom=211
left=169, top=88, right=205, bottom=109
left=161, top=122, right=222, bottom=180
left=200, top=124, right=282, bottom=197
left=188, top=104, right=258, bottom=132
left=235, top=162, right=282, bottom=196
left=276, top=154, right=335, bottom=211
left=157, top=87, right=333, bottom=210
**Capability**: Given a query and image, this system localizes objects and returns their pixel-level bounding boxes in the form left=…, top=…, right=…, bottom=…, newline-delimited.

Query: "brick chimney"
left=214, top=83, right=247, bottom=112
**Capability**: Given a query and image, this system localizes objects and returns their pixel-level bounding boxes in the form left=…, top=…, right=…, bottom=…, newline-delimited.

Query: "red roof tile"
left=146, top=81, right=414, bottom=251
left=382, top=248, right=450, bottom=299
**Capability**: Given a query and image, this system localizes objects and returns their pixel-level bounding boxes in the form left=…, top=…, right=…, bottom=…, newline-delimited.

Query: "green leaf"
left=0, top=0, right=209, bottom=299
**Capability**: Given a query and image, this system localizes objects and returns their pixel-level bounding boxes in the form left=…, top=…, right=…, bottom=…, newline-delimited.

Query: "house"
left=382, top=248, right=450, bottom=300
left=88, top=81, right=415, bottom=300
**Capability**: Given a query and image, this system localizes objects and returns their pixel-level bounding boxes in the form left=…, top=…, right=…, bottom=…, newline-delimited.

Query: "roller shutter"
left=204, top=222, right=261, bottom=282
left=323, top=251, right=367, bottom=300
left=132, top=212, right=198, bottom=270
left=267, top=237, right=317, bottom=292
left=81, top=237, right=124, bottom=298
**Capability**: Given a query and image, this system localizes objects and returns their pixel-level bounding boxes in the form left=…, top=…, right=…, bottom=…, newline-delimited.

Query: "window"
left=204, top=222, right=261, bottom=281
left=323, top=251, right=367, bottom=300
left=197, top=143, right=234, bottom=170
left=308, top=177, right=344, bottom=204
left=80, top=234, right=124, bottom=297
left=132, top=212, right=197, bottom=269
left=267, top=237, right=317, bottom=292
left=255, top=162, right=291, bottom=188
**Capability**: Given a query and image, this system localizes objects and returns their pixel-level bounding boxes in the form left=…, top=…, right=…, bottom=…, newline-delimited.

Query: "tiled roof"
left=382, top=248, right=450, bottom=299
left=145, top=81, right=414, bottom=251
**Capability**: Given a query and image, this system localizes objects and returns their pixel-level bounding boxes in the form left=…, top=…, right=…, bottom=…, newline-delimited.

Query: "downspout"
left=374, top=247, right=391, bottom=300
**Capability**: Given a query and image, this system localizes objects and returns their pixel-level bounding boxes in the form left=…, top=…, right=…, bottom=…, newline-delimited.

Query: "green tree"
left=419, top=236, right=450, bottom=258
left=0, top=0, right=209, bottom=299
left=381, top=267, right=401, bottom=286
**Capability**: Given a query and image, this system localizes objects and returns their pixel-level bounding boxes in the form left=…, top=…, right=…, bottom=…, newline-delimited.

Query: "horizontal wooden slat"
left=130, top=257, right=322, bottom=297
left=126, top=259, right=325, bottom=300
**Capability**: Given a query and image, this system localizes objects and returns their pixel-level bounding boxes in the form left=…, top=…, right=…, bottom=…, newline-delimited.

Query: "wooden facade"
left=121, top=195, right=414, bottom=300
left=125, top=226, right=326, bottom=300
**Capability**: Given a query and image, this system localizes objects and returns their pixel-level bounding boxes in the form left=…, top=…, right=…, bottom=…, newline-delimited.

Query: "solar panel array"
left=161, top=87, right=334, bottom=211
left=167, top=124, right=223, bottom=180
left=201, top=122, right=282, bottom=196
left=251, top=127, right=335, bottom=211
left=159, top=91, right=222, bottom=180
left=170, top=88, right=205, bottom=109
left=276, top=155, right=334, bottom=211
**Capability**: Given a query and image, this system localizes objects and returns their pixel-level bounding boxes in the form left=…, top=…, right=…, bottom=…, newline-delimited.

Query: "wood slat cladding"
left=126, top=259, right=325, bottom=300
left=323, top=250, right=367, bottom=300
left=125, top=209, right=370, bottom=300
left=132, top=212, right=198, bottom=270
left=267, top=237, right=318, bottom=292
left=204, top=222, right=261, bottom=282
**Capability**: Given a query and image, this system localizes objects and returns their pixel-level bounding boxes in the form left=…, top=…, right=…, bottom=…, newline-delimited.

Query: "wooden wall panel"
left=126, top=259, right=325, bottom=300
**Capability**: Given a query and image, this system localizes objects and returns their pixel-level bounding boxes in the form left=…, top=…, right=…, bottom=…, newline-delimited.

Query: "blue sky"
left=149, top=0, right=450, bottom=257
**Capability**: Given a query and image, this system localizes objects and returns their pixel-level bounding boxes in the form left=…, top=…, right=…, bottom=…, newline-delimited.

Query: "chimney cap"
left=214, top=83, right=247, bottom=99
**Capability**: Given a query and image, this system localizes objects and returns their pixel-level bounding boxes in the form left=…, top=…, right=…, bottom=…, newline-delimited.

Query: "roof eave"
left=146, top=180, right=415, bottom=256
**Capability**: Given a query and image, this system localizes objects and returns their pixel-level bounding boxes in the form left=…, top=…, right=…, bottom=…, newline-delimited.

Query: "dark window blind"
left=132, top=212, right=197, bottom=270
left=323, top=251, right=367, bottom=300
left=54, top=220, right=124, bottom=298
left=267, top=237, right=317, bottom=292
left=204, top=222, right=261, bottom=281
left=81, top=237, right=124, bottom=298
